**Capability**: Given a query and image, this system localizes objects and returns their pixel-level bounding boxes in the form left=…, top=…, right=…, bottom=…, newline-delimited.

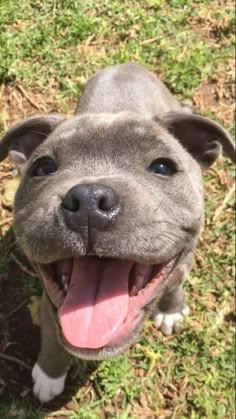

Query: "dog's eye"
left=149, top=159, right=177, bottom=176
left=32, top=158, right=57, bottom=177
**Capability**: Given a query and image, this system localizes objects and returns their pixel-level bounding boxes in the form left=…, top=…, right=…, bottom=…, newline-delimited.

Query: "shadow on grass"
left=0, top=227, right=98, bottom=416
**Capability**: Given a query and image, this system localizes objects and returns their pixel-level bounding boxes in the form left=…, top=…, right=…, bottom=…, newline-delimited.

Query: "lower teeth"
left=130, top=284, right=138, bottom=297
left=61, top=274, right=69, bottom=292
left=63, top=284, right=68, bottom=292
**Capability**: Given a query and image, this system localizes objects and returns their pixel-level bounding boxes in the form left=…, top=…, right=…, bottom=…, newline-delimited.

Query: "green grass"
left=0, top=0, right=234, bottom=99
left=0, top=0, right=235, bottom=418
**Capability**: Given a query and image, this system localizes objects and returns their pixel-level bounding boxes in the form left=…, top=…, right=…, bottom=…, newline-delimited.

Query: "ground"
left=0, top=1, right=235, bottom=418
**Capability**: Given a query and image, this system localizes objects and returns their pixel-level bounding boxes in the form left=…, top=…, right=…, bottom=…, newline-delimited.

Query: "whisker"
left=153, top=199, right=164, bottom=213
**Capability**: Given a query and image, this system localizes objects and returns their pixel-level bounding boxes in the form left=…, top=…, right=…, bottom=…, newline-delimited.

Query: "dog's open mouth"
left=38, top=257, right=175, bottom=350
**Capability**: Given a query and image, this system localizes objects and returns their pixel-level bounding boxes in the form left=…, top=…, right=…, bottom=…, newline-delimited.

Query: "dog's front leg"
left=32, top=292, right=70, bottom=403
left=153, top=252, right=193, bottom=335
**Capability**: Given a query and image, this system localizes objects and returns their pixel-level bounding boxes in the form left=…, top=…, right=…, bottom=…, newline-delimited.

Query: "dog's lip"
left=37, top=255, right=176, bottom=350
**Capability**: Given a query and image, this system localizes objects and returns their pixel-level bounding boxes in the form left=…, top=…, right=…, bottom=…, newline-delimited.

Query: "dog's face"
left=0, top=111, right=234, bottom=359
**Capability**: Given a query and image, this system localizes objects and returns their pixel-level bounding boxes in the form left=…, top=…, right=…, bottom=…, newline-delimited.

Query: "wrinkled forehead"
left=34, top=113, right=189, bottom=163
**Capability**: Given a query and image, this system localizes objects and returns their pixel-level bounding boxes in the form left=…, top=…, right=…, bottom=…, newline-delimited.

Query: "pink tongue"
left=59, top=258, right=133, bottom=349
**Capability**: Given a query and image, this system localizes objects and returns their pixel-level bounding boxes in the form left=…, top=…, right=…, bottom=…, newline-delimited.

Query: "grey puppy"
left=0, top=62, right=235, bottom=403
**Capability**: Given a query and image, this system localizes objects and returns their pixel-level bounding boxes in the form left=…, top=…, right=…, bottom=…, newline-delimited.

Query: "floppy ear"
left=161, top=112, right=235, bottom=170
left=0, top=115, right=65, bottom=167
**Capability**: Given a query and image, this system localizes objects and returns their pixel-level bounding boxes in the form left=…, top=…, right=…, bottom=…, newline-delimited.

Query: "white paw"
left=154, top=304, right=190, bottom=336
left=32, top=362, right=67, bottom=403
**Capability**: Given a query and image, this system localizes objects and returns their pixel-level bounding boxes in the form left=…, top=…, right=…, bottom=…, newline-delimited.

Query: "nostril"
left=62, top=194, right=80, bottom=212
left=98, top=196, right=113, bottom=212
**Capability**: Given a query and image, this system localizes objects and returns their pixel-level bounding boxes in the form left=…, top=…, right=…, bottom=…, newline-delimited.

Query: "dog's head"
left=0, top=111, right=234, bottom=359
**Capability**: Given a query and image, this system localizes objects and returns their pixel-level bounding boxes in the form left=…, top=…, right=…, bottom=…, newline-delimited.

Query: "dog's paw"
left=32, top=363, right=67, bottom=403
left=154, top=304, right=190, bottom=336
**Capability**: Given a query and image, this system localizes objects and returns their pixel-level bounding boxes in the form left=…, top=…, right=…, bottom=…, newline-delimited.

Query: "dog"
left=0, top=62, right=235, bottom=403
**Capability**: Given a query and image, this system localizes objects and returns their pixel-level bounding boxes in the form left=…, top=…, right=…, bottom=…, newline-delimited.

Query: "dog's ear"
left=158, top=112, right=235, bottom=170
left=0, top=115, right=65, bottom=168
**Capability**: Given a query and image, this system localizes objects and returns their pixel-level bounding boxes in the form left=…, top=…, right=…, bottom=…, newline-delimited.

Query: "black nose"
left=62, top=183, right=120, bottom=231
